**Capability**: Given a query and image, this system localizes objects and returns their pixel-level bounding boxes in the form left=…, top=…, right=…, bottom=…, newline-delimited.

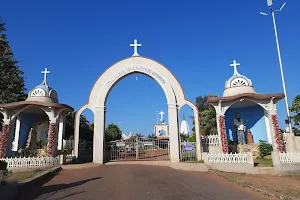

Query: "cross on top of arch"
left=130, top=39, right=142, bottom=57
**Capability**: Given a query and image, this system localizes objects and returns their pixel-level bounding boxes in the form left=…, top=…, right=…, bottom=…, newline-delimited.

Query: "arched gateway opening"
left=74, top=55, right=201, bottom=164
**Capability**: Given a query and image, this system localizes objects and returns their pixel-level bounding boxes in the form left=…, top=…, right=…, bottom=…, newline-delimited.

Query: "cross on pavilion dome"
left=26, top=68, right=59, bottom=103
left=223, top=60, right=256, bottom=97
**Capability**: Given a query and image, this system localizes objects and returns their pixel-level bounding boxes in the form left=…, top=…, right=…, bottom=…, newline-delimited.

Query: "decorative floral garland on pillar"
left=271, top=114, right=284, bottom=153
left=0, top=123, right=10, bottom=158
left=218, top=115, right=228, bottom=153
left=47, top=123, right=56, bottom=157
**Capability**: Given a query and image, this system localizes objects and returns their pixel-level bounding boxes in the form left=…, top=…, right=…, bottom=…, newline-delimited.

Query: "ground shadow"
left=13, top=176, right=101, bottom=200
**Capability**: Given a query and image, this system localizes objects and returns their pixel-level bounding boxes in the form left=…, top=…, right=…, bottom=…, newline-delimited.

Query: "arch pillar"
left=184, top=100, right=202, bottom=161
left=93, top=106, right=106, bottom=164
left=74, top=104, right=89, bottom=157
left=168, top=103, right=180, bottom=163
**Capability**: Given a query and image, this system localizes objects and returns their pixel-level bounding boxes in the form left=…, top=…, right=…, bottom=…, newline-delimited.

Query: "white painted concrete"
left=74, top=56, right=201, bottom=163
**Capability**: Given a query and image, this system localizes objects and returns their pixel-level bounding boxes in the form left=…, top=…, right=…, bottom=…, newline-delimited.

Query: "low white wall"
left=202, top=152, right=255, bottom=174
left=272, top=151, right=300, bottom=174
left=202, top=146, right=222, bottom=153
left=295, top=137, right=300, bottom=151
left=207, top=163, right=255, bottom=174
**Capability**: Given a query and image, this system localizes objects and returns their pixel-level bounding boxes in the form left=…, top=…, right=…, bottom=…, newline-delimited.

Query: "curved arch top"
left=224, top=98, right=267, bottom=114
left=88, top=56, right=186, bottom=109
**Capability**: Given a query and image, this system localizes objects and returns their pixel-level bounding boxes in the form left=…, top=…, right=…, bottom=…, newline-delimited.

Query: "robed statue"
left=232, top=112, right=248, bottom=144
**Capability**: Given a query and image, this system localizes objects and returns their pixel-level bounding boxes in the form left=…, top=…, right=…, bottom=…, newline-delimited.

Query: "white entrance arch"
left=74, top=56, right=201, bottom=163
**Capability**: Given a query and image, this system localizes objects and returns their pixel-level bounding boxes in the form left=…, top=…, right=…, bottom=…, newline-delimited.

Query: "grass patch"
left=6, top=168, right=48, bottom=183
left=254, top=158, right=273, bottom=167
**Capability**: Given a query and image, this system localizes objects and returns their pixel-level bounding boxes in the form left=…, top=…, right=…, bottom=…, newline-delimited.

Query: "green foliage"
left=147, top=134, right=157, bottom=139
left=193, top=95, right=217, bottom=136
left=227, top=139, right=238, bottom=153
left=0, top=160, right=7, bottom=170
left=64, top=112, right=93, bottom=141
left=0, top=19, right=27, bottom=104
left=15, top=147, right=37, bottom=157
left=135, top=133, right=143, bottom=138
left=290, top=95, right=300, bottom=136
left=293, top=128, right=300, bottom=136
left=258, top=140, right=273, bottom=158
left=105, top=123, right=122, bottom=142
left=187, top=133, right=196, bottom=142
left=254, top=158, right=273, bottom=167
left=195, top=95, right=217, bottom=112
left=199, top=109, right=218, bottom=135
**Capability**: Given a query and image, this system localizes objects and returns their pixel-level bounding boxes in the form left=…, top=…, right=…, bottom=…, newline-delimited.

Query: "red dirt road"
left=15, top=164, right=275, bottom=200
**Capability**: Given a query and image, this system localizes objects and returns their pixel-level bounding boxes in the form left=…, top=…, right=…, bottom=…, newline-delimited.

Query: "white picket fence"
left=0, top=156, right=60, bottom=169
left=202, top=135, right=219, bottom=146
left=0, top=154, right=76, bottom=170
left=206, top=153, right=249, bottom=164
left=65, top=154, right=76, bottom=163
left=279, top=151, right=300, bottom=163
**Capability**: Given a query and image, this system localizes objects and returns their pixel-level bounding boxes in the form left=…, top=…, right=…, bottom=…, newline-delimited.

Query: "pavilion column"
left=0, top=120, right=11, bottom=158
left=168, top=103, right=180, bottom=163
left=269, top=113, right=284, bottom=153
left=217, top=114, right=228, bottom=154
left=47, top=118, right=58, bottom=157
left=12, top=116, right=21, bottom=151
left=57, top=114, right=65, bottom=151
left=93, top=106, right=106, bottom=164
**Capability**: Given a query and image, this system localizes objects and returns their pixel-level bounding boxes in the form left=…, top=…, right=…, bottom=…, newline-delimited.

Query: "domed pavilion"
left=0, top=68, right=73, bottom=158
left=207, top=60, right=285, bottom=153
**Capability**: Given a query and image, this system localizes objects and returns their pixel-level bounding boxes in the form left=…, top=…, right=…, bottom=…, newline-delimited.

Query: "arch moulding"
left=74, top=56, right=201, bottom=163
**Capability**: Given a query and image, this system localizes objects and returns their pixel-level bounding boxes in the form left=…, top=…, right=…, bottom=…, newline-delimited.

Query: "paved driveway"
left=15, top=164, right=274, bottom=200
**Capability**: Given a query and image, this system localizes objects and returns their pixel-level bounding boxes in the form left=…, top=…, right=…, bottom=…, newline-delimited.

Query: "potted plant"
left=0, top=160, right=8, bottom=186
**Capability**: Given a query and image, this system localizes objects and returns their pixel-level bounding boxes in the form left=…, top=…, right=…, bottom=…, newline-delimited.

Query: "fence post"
left=202, top=152, right=208, bottom=163
left=272, top=151, right=281, bottom=165
left=246, top=152, right=254, bottom=165
left=136, top=137, right=139, bottom=160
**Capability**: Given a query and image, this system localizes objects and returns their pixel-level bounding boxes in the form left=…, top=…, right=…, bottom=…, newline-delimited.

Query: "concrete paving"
left=14, top=164, right=275, bottom=200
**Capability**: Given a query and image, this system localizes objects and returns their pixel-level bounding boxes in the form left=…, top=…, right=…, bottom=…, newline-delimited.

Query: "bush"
left=0, top=161, right=8, bottom=186
left=258, top=140, right=273, bottom=158
left=0, top=161, right=7, bottom=171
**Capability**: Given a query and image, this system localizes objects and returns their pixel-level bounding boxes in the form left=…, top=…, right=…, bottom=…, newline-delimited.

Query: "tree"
left=105, top=123, right=122, bottom=142
left=64, top=112, right=93, bottom=141
left=0, top=19, right=27, bottom=104
left=147, top=134, right=157, bottom=139
left=189, top=94, right=217, bottom=140
left=290, top=95, right=300, bottom=136
left=135, top=133, right=143, bottom=138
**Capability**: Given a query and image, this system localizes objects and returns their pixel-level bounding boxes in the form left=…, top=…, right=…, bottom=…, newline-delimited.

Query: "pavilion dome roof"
left=26, top=68, right=59, bottom=103
left=223, top=60, right=256, bottom=97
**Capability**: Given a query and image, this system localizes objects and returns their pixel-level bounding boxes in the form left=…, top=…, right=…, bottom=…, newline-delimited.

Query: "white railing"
left=207, top=153, right=249, bottom=164
left=65, top=154, right=76, bottom=163
left=63, top=139, right=74, bottom=150
left=202, top=135, right=219, bottom=146
left=0, top=156, right=60, bottom=169
left=279, top=151, right=300, bottom=163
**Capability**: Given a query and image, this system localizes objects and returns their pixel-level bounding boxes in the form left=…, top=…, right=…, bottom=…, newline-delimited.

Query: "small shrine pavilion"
left=207, top=60, right=285, bottom=153
left=0, top=68, right=73, bottom=158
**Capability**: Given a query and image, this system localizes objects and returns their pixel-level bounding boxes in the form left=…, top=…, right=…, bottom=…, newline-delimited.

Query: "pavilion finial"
left=130, top=39, right=142, bottom=56
left=41, top=68, right=50, bottom=84
left=230, top=60, right=240, bottom=75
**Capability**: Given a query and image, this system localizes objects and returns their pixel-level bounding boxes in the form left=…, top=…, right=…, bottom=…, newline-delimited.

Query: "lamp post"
left=156, top=111, right=158, bottom=124
left=260, top=0, right=292, bottom=132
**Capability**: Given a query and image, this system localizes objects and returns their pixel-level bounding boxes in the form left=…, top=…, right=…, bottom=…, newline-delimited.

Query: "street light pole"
left=260, top=1, right=292, bottom=132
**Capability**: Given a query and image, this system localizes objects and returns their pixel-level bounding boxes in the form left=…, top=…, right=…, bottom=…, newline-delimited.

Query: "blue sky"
left=1, top=0, right=300, bottom=136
